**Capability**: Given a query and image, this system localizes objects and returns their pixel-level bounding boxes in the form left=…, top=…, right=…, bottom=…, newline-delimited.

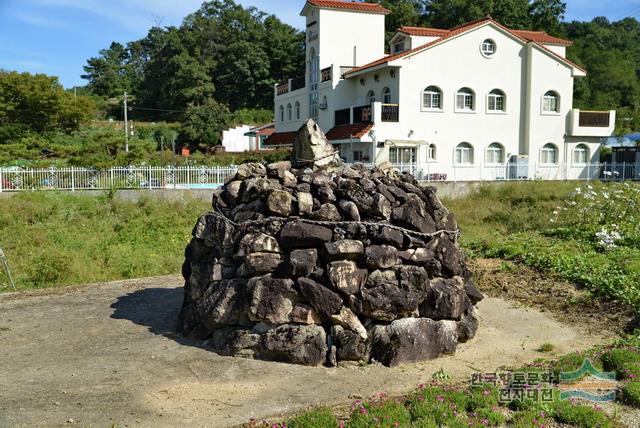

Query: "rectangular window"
left=353, top=150, right=363, bottom=162
left=456, top=94, right=473, bottom=110
left=455, top=147, right=473, bottom=164
left=488, top=96, right=504, bottom=111
left=573, top=149, right=587, bottom=165
left=389, top=147, right=416, bottom=164
left=394, top=41, right=405, bottom=53
left=543, top=97, right=558, bottom=113
left=541, top=149, right=557, bottom=165
left=423, top=93, right=441, bottom=109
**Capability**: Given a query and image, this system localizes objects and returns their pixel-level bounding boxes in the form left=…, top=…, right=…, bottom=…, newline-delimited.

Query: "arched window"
left=456, top=88, right=475, bottom=111
left=482, top=39, right=496, bottom=56
left=366, top=90, right=376, bottom=105
left=383, top=87, right=392, bottom=104
left=427, top=143, right=437, bottom=161
left=573, top=144, right=589, bottom=165
left=279, top=105, right=284, bottom=122
left=422, top=86, right=442, bottom=109
left=543, top=91, right=560, bottom=113
left=486, top=142, right=505, bottom=164
left=541, top=143, right=559, bottom=165
left=287, top=103, right=292, bottom=121
left=455, top=142, right=474, bottom=165
left=488, top=89, right=506, bottom=112
left=295, top=101, right=300, bottom=120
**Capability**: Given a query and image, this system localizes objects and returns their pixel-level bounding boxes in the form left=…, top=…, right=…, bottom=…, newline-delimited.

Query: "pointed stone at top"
left=291, top=119, right=343, bottom=171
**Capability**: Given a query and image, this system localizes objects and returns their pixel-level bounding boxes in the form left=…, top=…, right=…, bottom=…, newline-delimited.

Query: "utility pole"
left=124, top=92, right=129, bottom=152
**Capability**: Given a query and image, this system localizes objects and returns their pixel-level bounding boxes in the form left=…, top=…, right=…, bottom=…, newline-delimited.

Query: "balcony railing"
left=321, top=67, right=332, bottom=82
left=276, top=83, right=289, bottom=96
left=381, top=104, right=399, bottom=122
left=353, top=105, right=373, bottom=124
left=579, top=111, right=611, bottom=127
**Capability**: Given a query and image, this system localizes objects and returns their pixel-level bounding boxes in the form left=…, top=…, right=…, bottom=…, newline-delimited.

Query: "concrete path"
left=0, top=276, right=605, bottom=428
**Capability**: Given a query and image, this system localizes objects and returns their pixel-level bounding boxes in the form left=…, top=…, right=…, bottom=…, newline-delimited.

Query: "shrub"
left=285, top=408, right=337, bottom=428
left=601, top=348, right=640, bottom=378
left=621, top=381, right=640, bottom=407
left=551, top=400, right=617, bottom=427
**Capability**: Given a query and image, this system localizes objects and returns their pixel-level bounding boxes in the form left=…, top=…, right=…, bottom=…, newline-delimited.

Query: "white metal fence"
left=0, top=166, right=237, bottom=192
left=0, top=163, right=639, bottom=192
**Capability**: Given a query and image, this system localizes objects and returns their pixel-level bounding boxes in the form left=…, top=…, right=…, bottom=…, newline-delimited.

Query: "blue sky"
left=1, top=0, right=640, bottom=88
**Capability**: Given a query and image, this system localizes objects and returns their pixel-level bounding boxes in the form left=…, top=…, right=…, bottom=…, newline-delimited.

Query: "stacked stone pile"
left=177, top=120, right=483, bottom=367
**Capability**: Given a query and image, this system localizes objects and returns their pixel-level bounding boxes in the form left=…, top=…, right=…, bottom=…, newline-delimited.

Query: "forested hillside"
left=1, top=0, right=639, bottom=167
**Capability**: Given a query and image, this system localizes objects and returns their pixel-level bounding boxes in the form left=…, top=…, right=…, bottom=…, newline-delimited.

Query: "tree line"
left=2, top=0, right=639, bottom=157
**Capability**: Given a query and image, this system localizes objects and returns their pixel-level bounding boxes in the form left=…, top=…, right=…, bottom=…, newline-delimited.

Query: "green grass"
left=443, top=181, right=640, bottom=310
left=0, top=191, right=209, bottom=290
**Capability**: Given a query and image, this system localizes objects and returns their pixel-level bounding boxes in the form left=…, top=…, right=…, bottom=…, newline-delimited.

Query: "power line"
left=127, top=106, right=187, bottom=113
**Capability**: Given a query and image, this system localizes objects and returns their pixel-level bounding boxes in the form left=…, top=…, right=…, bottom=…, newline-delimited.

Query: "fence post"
left=70, top=167, right=75, bottom=191
left=187, top=165, right=191, bottom=190
left=0, top=168, right=3, bottom=193
left=110, top=168, right=114, bottom=189
left=623, top=162, right=626, bottom=181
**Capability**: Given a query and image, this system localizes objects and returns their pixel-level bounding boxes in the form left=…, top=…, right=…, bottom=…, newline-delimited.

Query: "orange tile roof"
left=511, top=30, right=572, bottom=46
left=306, top=0, right=390, bottom=14
left=344, top=17, right=583, bottom=77
left=398, top=26, right=449, bottom=37
left=325, top=123, right=374, bottom=140
left=263, top=131, right=296, bottom=147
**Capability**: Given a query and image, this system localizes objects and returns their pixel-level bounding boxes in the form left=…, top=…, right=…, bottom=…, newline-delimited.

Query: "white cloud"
left=32, top=0, right=205, bottom=32
left=13, top=12, right=70, bottom=29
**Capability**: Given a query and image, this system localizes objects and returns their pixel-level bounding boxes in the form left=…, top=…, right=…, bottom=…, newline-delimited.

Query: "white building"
left=222, top=125, right=254, bottom=152
left=266, top=0, right=616, bottom=181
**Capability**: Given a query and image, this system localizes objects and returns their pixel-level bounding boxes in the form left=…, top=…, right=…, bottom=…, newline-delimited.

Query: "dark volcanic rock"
left=179, top=120, right=480, bottom=368
left=288, top=249, right=318, bottom=277
left=280, top=221, right=333, bottom=249
left=370, top=318, right=458, bottom=367
left=298, top=277, right=343, bottom=318
left=419, top=277, right=466, bottom=320
left=260, top=324, right=328, bottom=366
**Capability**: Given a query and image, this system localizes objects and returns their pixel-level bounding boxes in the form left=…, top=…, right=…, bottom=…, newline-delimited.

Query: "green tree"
left=0, top=71, right=95, bottom=141
left=180, top=98, right=231, bottom=149
left=82, top=42, right=135, bottom=98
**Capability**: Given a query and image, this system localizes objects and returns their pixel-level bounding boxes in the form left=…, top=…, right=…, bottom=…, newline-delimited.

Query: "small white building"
left=266, top=0, right=616, bottom=181
left=222, top=125, right=254, bottom=152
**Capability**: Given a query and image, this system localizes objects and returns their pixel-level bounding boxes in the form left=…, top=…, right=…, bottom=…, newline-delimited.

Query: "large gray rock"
left=365, top=245, right=399, bottom=269
left=196, top=279, right=249, bottom=329
left=332, top=325, right=370, bottom=362
left=292, top=119, right=342, bottom=170
left=370, top=318, right=458, bottom=367
left=419, top=277, right=467, bottom=320
left=242, top=253, right=282, bottom=276
left=298, top=277, right=343, bottom=318
left=260, top=324, right=328, bottom=366
left=280, top=221, right=333, bottom=250
left=324, top=240, right=364, bottom=261
left=331, top=306, right=367, bottom=339
left=247, top=275, right=299, bottom=324
left=288, top=249, right=318, bottom=277
left=236, top=233, right=280, bottom=257
left=327, top=261, right=367, bottom=295
left=350, top=270, right=426, bottom=321
left=458, top=307, right=480, bottom=343
left=297, top=192, right=314, bottom=215
left=267, top=190, right=293, bottom=217
left=236, top=163, right=267, bottom=180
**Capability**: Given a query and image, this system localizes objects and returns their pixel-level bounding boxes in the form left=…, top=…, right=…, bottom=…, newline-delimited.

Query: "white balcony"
left=568, top=109, right=616, bottom=137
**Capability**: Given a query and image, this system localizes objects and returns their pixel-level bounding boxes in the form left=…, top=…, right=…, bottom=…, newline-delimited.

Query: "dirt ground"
left=0, top=273, right=614, bottom=428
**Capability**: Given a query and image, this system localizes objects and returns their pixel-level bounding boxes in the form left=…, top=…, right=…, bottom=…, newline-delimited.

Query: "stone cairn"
left=177, top=119, right=483, bottom=367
